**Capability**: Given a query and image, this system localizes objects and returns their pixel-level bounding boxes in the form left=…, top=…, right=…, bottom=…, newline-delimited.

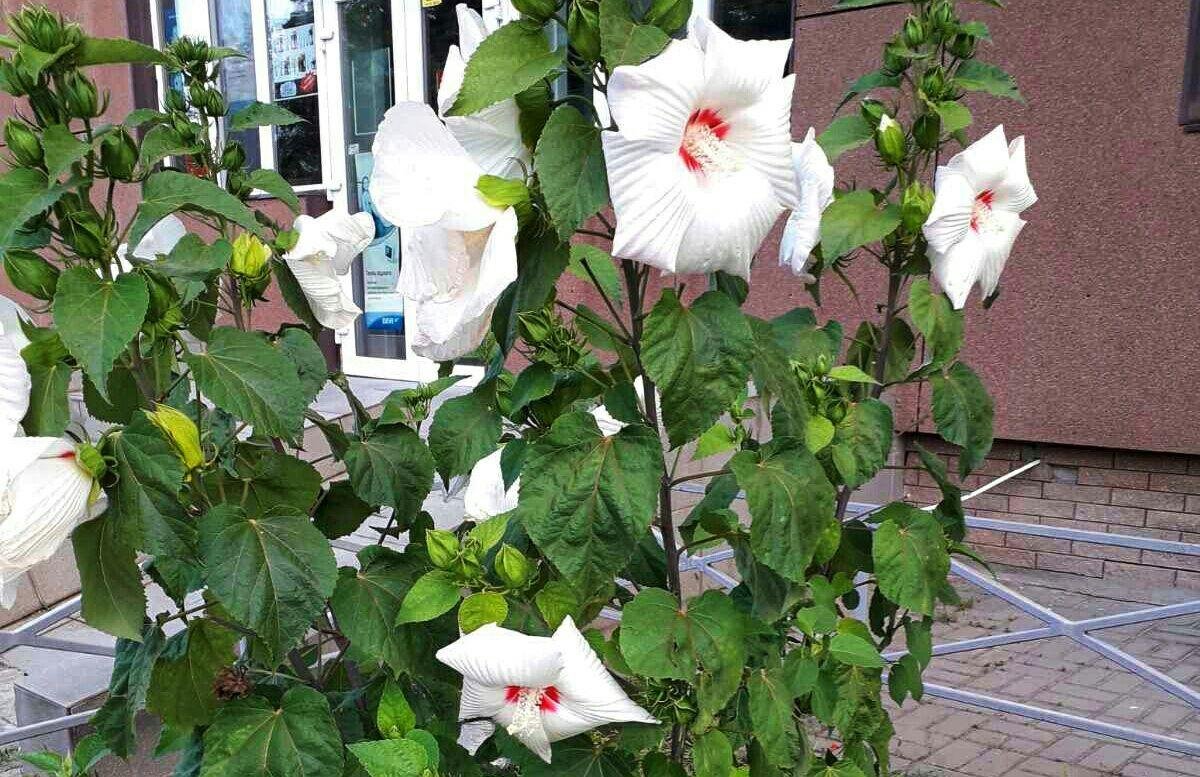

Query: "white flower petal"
left=459, top=676, right=509, bottom=721
left=444, top=105, right=529, bottom=180
left=438, top=43, right=468, bottom=117
left=0, top=569, right=21, bottom=609
left=922, top=171, right=976, bottom=256
left=370, top=102, right=501, bottom=232
left=436, top=622, right=563, bottom=689
left=0, top=296, right=30, bottom=353
left=288, top=211, right=375, bottom=275
left=692, top=15, right=792, bottom=112
left=943, top=125, right=1010, bottom=193
left=495, top=707, right=553, bottom=763
left=285, top=254, right=361, bottom=330
left=930, top=229, right=984, bottom=309
left=975, top=210, right=1026, bottom=299
left=722, top=75, right=797, bottom=209
left=992, top=135, right=1037, bottom=214
left=780, top=129, right=834, bottom=276
left=464, top=449, right=519, bottom=521
left=132, top=214, right=187, bottom=261
left=0, top=330, right=30, bottom=440
left=675, top=167, right=782, bottom=277
left=603, top=135, right=695, bottom=272
left=455, top=5, right=491, bottom=62
left=606, top=39, right=706, bottom=146
left=590, top=404, right=627, bottom=437
left=542, top=617, right=657, bottom=742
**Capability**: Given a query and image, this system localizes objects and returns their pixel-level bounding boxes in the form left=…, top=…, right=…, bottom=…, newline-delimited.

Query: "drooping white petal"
left=606, top=39, right=705, bottom=146
left=991, top=135, right=1037, bottom=214
left=722, top=75, right=798, bottom=209
left=974, top=210, right=1026, bottom=299
left=675, top=167, right=782, bottom=278
left=285, top=253, right=362, bottom=330
left=464, top=448, right=519, bottom=520
left=943, top=124, right=1010, bottom=193
left=930, top=231, right=984, bottom=310
left=691, top=15, right=792, bottom=112
left=288, top=210, right=376, bottom=274
left=0, top=438, right=93, bottom=601
left=922, top=171, right=976, bottom=256
left=459, top=676, right=509, bottom=721
left=603, top=136, right=695, bottom=272
left=370, top=102, right=501, bottom=232
left=436, top=622, right=563, bottom=690
left=780, top=128, right=835, bottom=277
left=541, top=617, right=657, bottom=742
left=0, top=324, right=30, bottom=440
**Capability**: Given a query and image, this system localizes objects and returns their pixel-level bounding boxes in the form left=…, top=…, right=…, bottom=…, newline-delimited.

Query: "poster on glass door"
left=354, top=152, right=405, bottom=332
left=268, top=0, right=317, bottom=99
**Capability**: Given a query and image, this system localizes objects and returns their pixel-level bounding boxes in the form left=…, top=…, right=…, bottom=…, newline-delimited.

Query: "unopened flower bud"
left=930, top=1, right=955, bottom=32
left=901, top=181, right=935, bottom=233
left=62, top=72, right=100, bottom=118
left=4, top=119, right=43, bottom=167
left=874, top=114, right=906, bottom=166
left=913, top=112, right=942, bottom=151
left=202, top=87, right=226, bottom=117
left=100, top=127, right=138, bottom=180
left=949, top=32, right=977, bottom=59
left=220, top=140, right=247, bottom=172
left=920, top=66, right=949, bottom=101
left=145, top=272, right=180, bottom=323
left=902, top=15, right=925, bottom=48
left=517, top=310, right=554, bottom=345
left=3, top=249, right=59, bottom=300
left=146, top=404, right=205, bottom=471
left=495, top=544, right=533, bottom=589
left=164, top=88, right=187, bottom=113
left=75, top=442, right=107, bottom=480
left=512, top=0, right=559, bottom=22
left=230, top=233, right=271, bottom=280
left=882, top=40, right=908, bottom=75
left=426, top=529, right=460, bottom=569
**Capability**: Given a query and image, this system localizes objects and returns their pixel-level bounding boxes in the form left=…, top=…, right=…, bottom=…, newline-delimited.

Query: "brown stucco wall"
left=773, top=0, right=1200, bottom=455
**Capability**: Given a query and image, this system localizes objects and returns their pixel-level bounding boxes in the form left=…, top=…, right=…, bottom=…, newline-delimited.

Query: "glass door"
left=322, top=0, right=493, bottom=383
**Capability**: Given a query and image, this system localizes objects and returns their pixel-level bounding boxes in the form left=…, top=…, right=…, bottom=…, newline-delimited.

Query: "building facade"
left=2, top=0, right=1200, bottom=586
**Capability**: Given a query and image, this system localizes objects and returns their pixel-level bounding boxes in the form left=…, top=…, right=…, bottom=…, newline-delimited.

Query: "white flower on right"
left=601, top=16, right=797, bottom=278
left=464, top=448, right=519, bottom=521
left=922, top=125, right=1036, bottom=308
left=283, top=209, right=376, bottom=330
left=436, top=617, right=657, bottom=763
left=779, top=127, right=834, bottom=281
left=0, top=295, right=31, bottom=439
left=0, top=438, right=96, bottom=608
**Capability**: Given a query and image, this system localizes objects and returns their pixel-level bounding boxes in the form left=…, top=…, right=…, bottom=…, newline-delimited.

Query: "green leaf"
left=820, top=190, right=902, bottom=259
left=345, top=425, right=435, bottom=518
left=693, top=423, right=738, bottom=460
left=930, top=361, right=994, bottom=475
left=347, top=739, right=428, bottom=777
left=828, top=399, right=893, bottom=489
left=873, top=507, right=950, bottom=616
left=817, top=114, right=875, bottom=161
left=836, top=69, right=902, bottom=112
left=830, top=633, right=885, bottom=668
left=205, top=448, right=322, bottom=518
left=0, top=170, right=68, bottom=253
left=274, top=256, right=321, bottom=331
left=692, top=730, right=733, bottom=777
left=154, top=234, right=232, bottom=301
left=508, top=362, right=557, bottom=413
left=934, top=101, right=972, bottom=135
left=535, top=104, right=609, bottom=241
left=748, top=315, right=810, bottom=442
left=834, top=0, right=900, bottom=9
left=52, top=267, right=148, bottom=395
left=954, top=59, right=1024, bottom=102
left=908, top=278, right=963, bottom=369
left=916, top=443, right=965, bottom=541
left=518, top=412, right=664, bottom=593
left=137, top=124, right=202, bottom=171
left=491, top=227, right=570, bottom=352
left=246, top=168, right=301, bottom=214
left=21, top=333, right=72, bottom=436
left=729, top=439, right=836, bottom=582
left=394, top=570, right=461, bottom=625
left=459, top=591, right=509, bottom=633
left=476, top=174, right=530, bottom=208
left=73, top=515, right=147, bottom=641
left=147, top=619, right=238, bottom=728
left=448, top=20, right=564, bottom=116
left=600, top=0, right=670, bottom=68
left=749, top=668, right=798, bottom=767
left=275, top=327, right=328, bottom=407
left=887, top=652, right=924, bottom=705
left=230, top=101, right=303, bottom=131
left=642, top=289, right=754, bottom=448
left=198, top=505, right=337, bottom=661
left=184, top=326, right=307, bottom=438
left=806, top=415, right=836, bottom=453
left=330, top=546, right=424, bottom=671
left=91, top=624, right=165, bottom=757
left=77, top=36, right=167, bottom=65
left=315, top=481, right=376, bottom=540
left=428, top=385, right=501, bottom=485
left=41, top=123, right=88, bottom=179
left=377, top=679, right=417, bottom=739
left=199, top=687, right=343, bottom=776
left=534, top=580, right=582, bottom=629
left=645, top=0, right=692, bottom=34
left=507, top=736, right=638, bottom=776
left=827, top=365, right=877, bottom=384
left=129, top=171, right=261, bottom=249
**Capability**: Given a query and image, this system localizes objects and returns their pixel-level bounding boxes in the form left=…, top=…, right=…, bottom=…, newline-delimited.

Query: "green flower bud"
left=900, top=181, right=935, bottom=233
left=930, top=1, right=955, bottom=32
left=7, top=6, right=82, bottom=56
left=27, top=88, right=64, bottom=127
left=230, top=233, right=271, bottom=280
left=62, top=72, right=100, bottom=118
left=3, top=249, right=59, bottom=300
left=0, top=59, right=36, bottom=97
left=144, top=271, right=180, bottom=321
left=882, top=41, right=908, bottom=75
left=920, top=66, right=949, bottom=101
left=57, top=206, right=107, bottom=260
left=200, top=87, right=226, bottom=116
left=426, top=529, right=460, bottom=569
left=949, top=31, right=977, bottom=59
left=4, top=119, right=43, bottom=167
left=859, top=98, right=887, bottom=126
left=495, top=544, right=533, bottom=589
left=567, top=0, right=602, bottom=62
left=517, top=310, right=554, bottom=345
left=164, top=88, right=187, bottom=113
left=513, top=0, right=559, bottom=22
left=75, top=442, right=107, bottom=481
left=146, top=404, right=205, bottom=471
left=902, top=15, right=925, bottom=48
left=100, top=128, right=138, bottom=181
left=874, top=114, right=906, bottom=166
left=913, top=112, right=942, bottom=151
left=220, top=140, right=247, bottom=172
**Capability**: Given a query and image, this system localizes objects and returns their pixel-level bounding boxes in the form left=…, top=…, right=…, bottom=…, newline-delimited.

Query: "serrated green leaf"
left=518, top=412, right=663, bottom=593
left=748, top=314, right=810, bottom=443
left=817, top=114, right=875, bottom=161
left=934, top=101, right=972, bottom=135
left=930, top=361, right=993, bottom=475
left=275, top=327, right=327, bottom=407
left=448, top=21, right=564, bottom=116
left=749, top=668, right=798, bottom=766
left=693, top=729, right=733, bottom=777
left=129, top=171, right=261, bottom=249
left=887, top=652, right=924, bottom=705
left=600, top=0, right=670, bottom=68
left=345, top=425, right=435, bottom=519
left=41, top=123, right=88, bottom=179
left=535, top=104, right=609, bottom=240
left=147, top=619, right=238, bottom=728
left=395, top=570, right=461, bottom=625
left=836, top=68, right=902, bottom=112
left=73, top=514, right=148, bottom=642
left=908, top=278, right=963, bottom=369
left=52, top=267, right=148, bottom=396
left=198, top=505, right=337, bottom=661
left=199, top=687, right=343, bottom=776
left=230, top=101, right=303, bottom=131
left=0, top=169, right=68, bottom=252
left=21, top=336, right=72, bottom=436
left=873, top=507, right=950, bottom=616
left=245, top=168, right=300, bottom=213
left=347, top=738, right=427, bottom=777
left=77, top=36, right=167, bottom=65
left=91, top=624, right=165, bottom=757
left=458, top=592, right=509, bottom=633
left=330, top=547, right=424, bottom=671
left=820, top=190, right=902, bottom=259
left=828, top=399, right=893, bottom=489
left=137, top=124, right=202, bottom=171
left=314, top=480, right=376, bottom=540
left=830, top=632, right=885, bottom=668
left=954, top=59, right=1024, bottom=102
left=378, top=679, right=417, bottom=739
left=428, top=385, right=501, bottom=485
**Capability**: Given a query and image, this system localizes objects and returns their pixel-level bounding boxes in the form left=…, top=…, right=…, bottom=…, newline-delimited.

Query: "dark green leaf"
left=887, top=652, right=924, bottom=705
left=930, top=361, right=993, bottom=475
left=491, top=228, right=570, bottom=352
left=73, top=514, right=148, bottom=641
left=330, top=546, right=424, bottom=671
left=692, top=729, right=732, bottom=777
left=77, top=36, right=167, bottom=65
left=41, top=123, right=89, bottom=179
left=314, top=480, right=376, bottom=540
left=246, top=169, right=300, bottom=214
left=91, top=624, right=165, bottom=757
left=836, top=68, right=902, bottom=112
left=52, top=267, right=148, bottom=395
left=394, top=570, right=462, bottom=625
left=428, top=385, right=501, bottom=485
left=828, top=399, right=893, bottom=489
left=345, top=425, right=435, bottom=519
left=137, top=124, right=202, bottom=171
left=535, top=105, right=609, bottom=241
left=748, top=315, right=810, bottom=442
left=908, top=278, right=963, bottom=369
left=128, top=171, right=261, bottom=249
left=817, top=114, right=875, bottom=161
left=275, top=327, right=327, bottom=407
left=600, top=0, right=670, bottom=68
left=954, top=60, right=1023, bottom=102
left=749, top=668, right=798, bottom=767
left=199, top=687, right=344, bottom=776
left=21, top=332, right=72, bottom=436
left=147, top=619, right=239, bottom=728
left=447, top=21, right=565, bottom=116
left=873, top=507, right=950, bottom=616
left=820, top=191, right=902, bottom=259
left=230, top=101, right=303, bottom=131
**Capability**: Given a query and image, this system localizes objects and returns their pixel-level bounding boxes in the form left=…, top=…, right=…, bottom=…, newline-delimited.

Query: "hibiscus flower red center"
left=970, top=189, right=995, bottom=232
left=679, top=108, right=734, bottom=175
left=505, top=685, right=560, bottom=712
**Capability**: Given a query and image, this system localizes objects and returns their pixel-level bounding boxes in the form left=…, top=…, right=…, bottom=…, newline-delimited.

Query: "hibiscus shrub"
left=0, top=0, right=1033, bottom=775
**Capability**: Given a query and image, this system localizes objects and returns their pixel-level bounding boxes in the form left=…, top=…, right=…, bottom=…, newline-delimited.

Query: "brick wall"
left=901, top=435, right=1200, bottom=588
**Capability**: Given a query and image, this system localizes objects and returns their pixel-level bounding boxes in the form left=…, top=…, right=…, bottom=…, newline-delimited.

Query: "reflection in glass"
left=213, top=0, right=262, bottom=170
left=713, top=0, right=794, bottom=42
left=267, top=0, right=322, bottom=185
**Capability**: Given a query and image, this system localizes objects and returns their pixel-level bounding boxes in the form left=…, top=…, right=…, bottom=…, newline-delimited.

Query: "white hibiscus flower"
left=922, top=125, right=1036, bottom=308
left=370, top=102, right=519, bottom=361
left=436, top=617, right=657, bottom=763
left=0, top=295, right=31, bottom=439
left=779, top=127, right=834, bottom=281
left=283, top=209, right=376, bottom=330
left=601, top=16, right=797, bottom=278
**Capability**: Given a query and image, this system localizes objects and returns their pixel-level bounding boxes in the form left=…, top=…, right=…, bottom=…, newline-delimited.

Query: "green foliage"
left=536, top=104, right=609, bottom=240
left=428, top=384, right=501, bottom=485
left=819, top=191, right=901, bottom=259
left=930, top=361, right=994, bottom=475
left=52, top=268, right=148, bottom=395
left=345, top=425, right=435, bottom=519
left=447, top=20, right=565, bottom=116
left=872, top=504, right=951, bottom=616
left=72, top=515, right=147, bottom=641
left=199, top=687, right=344, bottom=776
left=600, top=0, right=671, bottom=68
